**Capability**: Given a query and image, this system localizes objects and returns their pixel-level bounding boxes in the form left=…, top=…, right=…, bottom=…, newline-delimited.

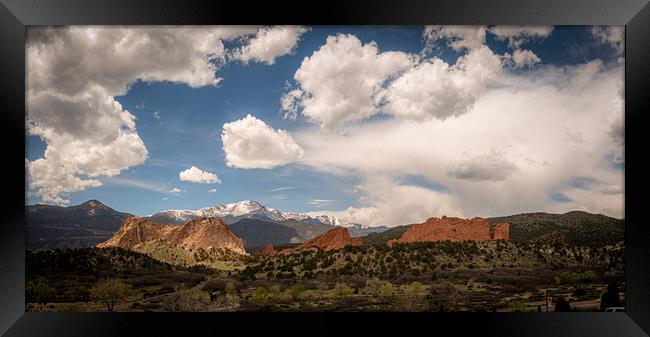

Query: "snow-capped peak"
left=199, top=200, right=286, bottom=222
left=149, top=200, right=354, bottom=227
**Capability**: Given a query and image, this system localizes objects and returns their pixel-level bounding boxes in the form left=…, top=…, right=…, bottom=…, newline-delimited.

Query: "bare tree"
left=90, top=279, right=132, bottom=312
left=163, top=289, right=210, bottom=311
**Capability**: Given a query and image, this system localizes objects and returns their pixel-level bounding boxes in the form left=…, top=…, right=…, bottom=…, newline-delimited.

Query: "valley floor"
left=25, top=240, right=625, bottom=312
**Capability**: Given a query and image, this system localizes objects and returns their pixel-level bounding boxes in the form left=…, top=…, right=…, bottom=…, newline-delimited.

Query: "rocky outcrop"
left=96, top=216, right=169, bottom=249
left=282, top=227, right=362, bottom=253
left=491, top=223, right=510, bottom=240
left=256, top=244, right=278, bottom=258
left=388, top=216, right=509, bottom=246
left=97, top=216, right=246, bottom=255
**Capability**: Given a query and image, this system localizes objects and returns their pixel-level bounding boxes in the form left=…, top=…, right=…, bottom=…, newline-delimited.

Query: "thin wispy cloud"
left=270, top=186, right=299, bottom=192
left=104, top=177, right=169, bottom=193
left=308, top=199, right=336, bottom=208
left=145, top=158, right=188, bottom=168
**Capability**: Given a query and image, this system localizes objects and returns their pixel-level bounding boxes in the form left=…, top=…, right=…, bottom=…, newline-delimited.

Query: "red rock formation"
left=491, top=223, right=510, bottom=240
left=256, top=244, right=278, bottom=258
left=283, top=227, right=362, bottom=253
left=97, top=216, right=246, bottom=255
left=96, top=216, right=169, bottom=249
left=388, top=216, right=492, bottom=246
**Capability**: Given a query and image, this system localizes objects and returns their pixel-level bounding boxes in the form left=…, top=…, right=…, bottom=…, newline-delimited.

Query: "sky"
left=25, top=25, right=625, bottom=226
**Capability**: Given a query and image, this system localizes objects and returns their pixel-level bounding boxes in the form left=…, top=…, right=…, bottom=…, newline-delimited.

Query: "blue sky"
left=26, top=26, right=624, bottom=224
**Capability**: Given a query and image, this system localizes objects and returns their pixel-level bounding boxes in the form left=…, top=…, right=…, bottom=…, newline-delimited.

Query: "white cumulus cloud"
left=26, top=26, right=258, bottom=204
left=285, top=34, right=414, bottom=129
left=285, top=31, right=503, bottom=126
left=280, top=88, right=304, bottom=120
left=422, top=25, right=486, bottom=52
left=381, top=45, right=502, bottom=120
left=179, top=166, right=221, bottom=184
left=221, top=114, right=303, bottom=169
left=233, top=26, right=309, bottom=64
left=297, top=60, right=625, bottom=223
left=509, top=49, right=542, bottom=68
left=591, top=26, right=624, bottom=55
left=488, top=26, right=553, bottom=48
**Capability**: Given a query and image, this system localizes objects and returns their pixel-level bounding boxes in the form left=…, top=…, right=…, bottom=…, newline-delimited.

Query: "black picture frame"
left=1, top=0, right=649, bottom=336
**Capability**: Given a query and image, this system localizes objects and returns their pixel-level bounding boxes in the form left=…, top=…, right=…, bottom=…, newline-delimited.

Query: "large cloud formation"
left=280, top=28, right=623, bottom=226
left=283, top=29, right=504, bottom=126
left=284, top=34, right=414, bottom=129
left=296, top=58, right=624, bottom=225
left=26, top=26, right=305, bottom=204
left=221, top=114, right=303, bottom=169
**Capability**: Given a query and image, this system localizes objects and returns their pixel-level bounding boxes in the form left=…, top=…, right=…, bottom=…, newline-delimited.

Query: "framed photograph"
left=1, top=0, right=649, bottom=336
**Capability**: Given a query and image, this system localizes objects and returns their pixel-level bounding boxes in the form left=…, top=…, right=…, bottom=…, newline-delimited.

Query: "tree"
left=63, top=286, right=90, bottom=301
left=509, top=301, right=526, bottom=312
left=26, top=278, right=55, bottom=306
left=163, top=289, right=210, bottom=311
left=224, top=282, right=238, bottom=306
left=365, top=277, right=383, bottom=297
left=225, top=282, right=236, bottom=294
left=403, top=281, right=424, bottom=311
left=554, top=297, right=571, bottom=312
left=600, top=283, right=621, bottom=311
left=90, top=279, right=132, bottom=312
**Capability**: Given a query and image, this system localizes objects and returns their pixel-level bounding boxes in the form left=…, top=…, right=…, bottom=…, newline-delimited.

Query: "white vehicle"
left=605, top=307, right=625, bottom=312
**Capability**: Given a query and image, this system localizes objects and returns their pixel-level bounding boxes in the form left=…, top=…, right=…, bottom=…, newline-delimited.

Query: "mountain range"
left=26, top=199, right=625, bottom=251
left=26, top=200, right=134, bottom=250
left=26, top=199, right=388, bottom=250
left=144, top=200, right=387, bottom=236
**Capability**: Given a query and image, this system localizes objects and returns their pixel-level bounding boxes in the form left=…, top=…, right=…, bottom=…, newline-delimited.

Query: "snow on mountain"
left=148, top=200, right=356, bottom=228
left=309, top=214, right=353, bottom=228
left=151, top=210, right=203, bottom=223
left=199, top=200, right=286, bottom=222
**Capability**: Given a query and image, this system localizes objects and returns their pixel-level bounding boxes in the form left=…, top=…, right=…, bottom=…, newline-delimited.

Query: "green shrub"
left=379, top=282, right=394, bottom=298
left=554, top=271, right=597, bottom=285
left=290, top=284, right=306, bottom=300
left=334, top=283, right=352, bottom=297
left=251, top=287, right=269, bottom=307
